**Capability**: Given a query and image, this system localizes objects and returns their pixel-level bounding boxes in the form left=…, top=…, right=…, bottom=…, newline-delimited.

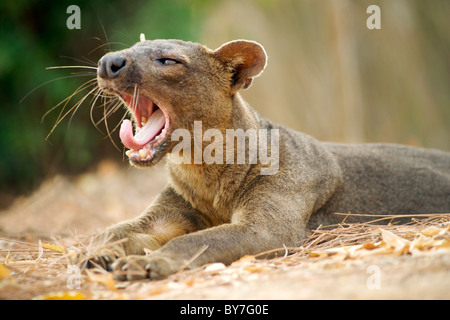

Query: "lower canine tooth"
left=139, top=150, right=147, bottom=159
left=125, top=149, right=134, bottom=157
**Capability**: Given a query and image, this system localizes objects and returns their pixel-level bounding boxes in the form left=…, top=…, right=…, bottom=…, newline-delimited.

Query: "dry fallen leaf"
left=40, top=243, right=64, bottom=253
left=232, top=255, right=255, bottom=264
left=420, top=226, right=444, bottom=237
left=360, top=242, right=379, bottom=250
left=86, top=270, right=117, bottom=291
left=244, top=265, right=271, bottom=273
left=379, top=229, right=410, bottom=255
left=308, top=251, right=328, bottom=258
left=204, top=263, right=226, bottom=273
left=0, top=264, right=11, bottom=279
left=35, top=291, right=85, bottom=300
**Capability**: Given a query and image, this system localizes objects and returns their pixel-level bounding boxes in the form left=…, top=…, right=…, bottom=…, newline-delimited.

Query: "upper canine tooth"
left=141, top=117, right=148, bottom=126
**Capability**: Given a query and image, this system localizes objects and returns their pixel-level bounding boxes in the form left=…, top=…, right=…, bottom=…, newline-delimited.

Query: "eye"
left=157, top=58, right=179, bottom=66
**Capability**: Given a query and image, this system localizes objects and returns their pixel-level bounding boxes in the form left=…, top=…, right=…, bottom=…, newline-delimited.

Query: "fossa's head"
left=97, top=38, right=266, bottom=167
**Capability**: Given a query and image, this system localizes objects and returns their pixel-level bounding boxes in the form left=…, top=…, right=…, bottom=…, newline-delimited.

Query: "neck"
left=166, top=93, right=260, bottom=218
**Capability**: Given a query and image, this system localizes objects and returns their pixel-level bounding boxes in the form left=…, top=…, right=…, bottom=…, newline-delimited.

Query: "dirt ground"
left=1, top=159, right=449, bottom=300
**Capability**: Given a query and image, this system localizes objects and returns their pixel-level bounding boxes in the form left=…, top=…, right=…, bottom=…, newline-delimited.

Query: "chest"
left=167, top=162, right=250, bottom=225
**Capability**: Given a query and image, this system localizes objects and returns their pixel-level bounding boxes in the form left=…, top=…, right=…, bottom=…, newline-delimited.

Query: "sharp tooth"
left=125, top=149, right=134, bottom=157
left=139, top=149, right=147, bottom=159
left=141, top=117, right=148, bottom=126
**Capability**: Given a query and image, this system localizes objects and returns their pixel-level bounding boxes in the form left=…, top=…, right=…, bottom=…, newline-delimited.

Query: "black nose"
left=98, top=54, right=127, bottom=79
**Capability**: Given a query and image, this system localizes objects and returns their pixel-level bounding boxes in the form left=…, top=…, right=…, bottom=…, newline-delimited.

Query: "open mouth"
left=111, top=91, right=170, bottom=163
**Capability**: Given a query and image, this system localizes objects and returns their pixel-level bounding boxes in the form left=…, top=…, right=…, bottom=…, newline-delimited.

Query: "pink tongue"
left=119, top=109, right=165, bottom=150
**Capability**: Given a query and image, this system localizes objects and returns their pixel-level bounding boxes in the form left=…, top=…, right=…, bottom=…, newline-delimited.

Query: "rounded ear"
left=213, top=40, right=267, bottom=93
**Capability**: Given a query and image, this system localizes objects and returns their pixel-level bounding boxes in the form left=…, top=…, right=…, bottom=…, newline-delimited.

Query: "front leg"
left=77, top=186, right=208, bottom=271
left=114, top=193, right=312, bottom=280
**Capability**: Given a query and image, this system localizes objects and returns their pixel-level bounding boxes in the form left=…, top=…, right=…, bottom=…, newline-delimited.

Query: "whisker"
left=94, top=97, right=123, bottom=127
left=90, top=87, right=107, bottom=134
left=101, top=98, right=125, bottom=124
left=20, top=73, right=95, bottom=103
left=103, top=98, right=122, bottom=151
left=98, top=9, right=111, bottom=53
left=46, top=84, right=99, bottom=140
left=88, top=42, right=130, bottom=56
left=131, top=84, right=139, bottom=110
left=59, top=55, right=97, bottom=66
left=46, top=66, right=98, bottom=71
left=41, top=78, right=97, bottom=123
left=68, top=84, right=102, bottom=127
left=89, top=84, right=132, bottom=152
left=109, top=106, right=129, bottom=139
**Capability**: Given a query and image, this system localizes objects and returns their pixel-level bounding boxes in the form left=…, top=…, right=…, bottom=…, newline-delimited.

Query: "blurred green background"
left=0, top=0, right=449, bottom=207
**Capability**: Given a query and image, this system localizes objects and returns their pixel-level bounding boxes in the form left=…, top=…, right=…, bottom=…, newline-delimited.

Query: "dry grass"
left=1, top=161, right=448, bottom=299
left=1, top=213, right=449, bottom=300
left=297, top=213, right=450, bottom=252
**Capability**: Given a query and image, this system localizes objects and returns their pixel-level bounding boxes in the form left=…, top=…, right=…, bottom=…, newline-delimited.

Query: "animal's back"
left=308, top=143, right=450, bottom=227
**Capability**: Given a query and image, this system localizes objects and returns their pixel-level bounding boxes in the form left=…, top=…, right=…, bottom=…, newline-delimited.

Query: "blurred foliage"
left=0, top=0, right=209, bottom=197
left=1, top=0, right=449, bottom=203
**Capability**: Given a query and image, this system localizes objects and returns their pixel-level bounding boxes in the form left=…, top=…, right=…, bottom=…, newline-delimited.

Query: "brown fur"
left=79, top=39, right=450, bottom=280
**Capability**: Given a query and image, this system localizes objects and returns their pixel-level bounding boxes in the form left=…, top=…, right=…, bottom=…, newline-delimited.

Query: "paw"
left=112, top=254, right=178, bottom=281
left=85, top=252, right=118, bottom=271
left=73, top=246, right=124, bottom=272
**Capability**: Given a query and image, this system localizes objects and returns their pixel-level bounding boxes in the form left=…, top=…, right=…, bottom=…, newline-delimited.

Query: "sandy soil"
left=1, top=160, right=449, bottom=300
